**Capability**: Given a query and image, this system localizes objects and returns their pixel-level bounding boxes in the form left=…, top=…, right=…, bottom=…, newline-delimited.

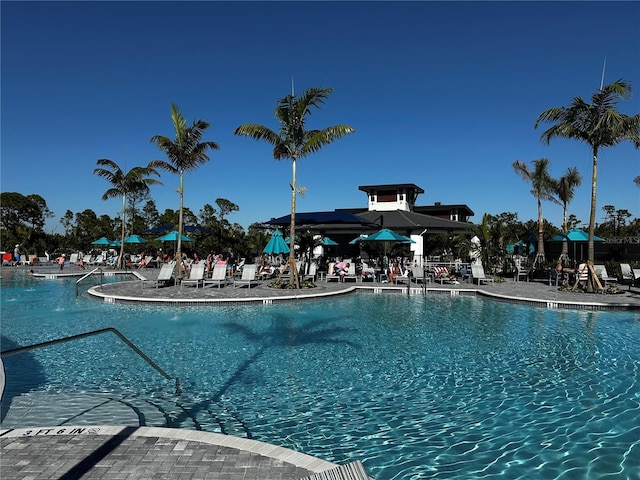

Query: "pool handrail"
left=0, top=327, right=181, bottom=396
left=76, top=267, right=104, bottom=297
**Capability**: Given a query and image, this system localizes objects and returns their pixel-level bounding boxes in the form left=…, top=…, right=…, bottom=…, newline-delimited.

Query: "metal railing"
left=1, top=327, right=180, bottom=396
left=75, top=267, right=103, bottom=297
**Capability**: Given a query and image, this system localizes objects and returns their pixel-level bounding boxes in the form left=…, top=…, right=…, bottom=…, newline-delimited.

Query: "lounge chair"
left=623, top=264, right=640, bottom=290
left=181, top=263, right=206, bottom=289
left=393, top=265, right=410, bottom=285
left=144, top=261, right=175, bottom=288
left=471, top=264, right=494, bottom=285
left=411, top=266, right=431, bottom=284
left=344, top=263, right=358, bottom=282
left=302, top=262, right=317, bottom=282
left=620, top=263, right=634, bottom=286
left=433, top=266, right=456, bottom=284
left=326, top=262, right=340, bottom=282
left=233, top=264, right=259, bottom=289
left=92, top=255, right=105, bottom=266
left=204, top=263, right=228, bottom=288
left=514, top=265, right=529, bottom=282
left=593, top=265, right=617, bottom=287
left=633, top=268, right=640, bottom=290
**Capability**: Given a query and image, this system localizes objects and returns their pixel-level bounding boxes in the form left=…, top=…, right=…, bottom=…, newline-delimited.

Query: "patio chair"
left=302, top=261, right=317, bottom=282
left=471, top=264, right=494, bottom=285
left=393, top=265, right=410, bottom=285
left=326, top=262, right=340, bottom=282
left=620, top=263, right=634, bottom=287
left=433, top=266, right=455, bottom=284
left=144, top=261, right=175, bottom=288
left=233, top=264, right=259, bottom=289
left=624, top=265, right=640, bottom=291
left=514, top=265, right=529, bottom=282
left=181, top=263, right=206, bottom=289
left=203, top=263, right=228, bottom=288
left=593, top=265, right=617, bottom=287
left=411, top=266, right=431, bottom=284
left=344, top=262, right=358, bottom=282
left=633, top=268, right=640, bottom=290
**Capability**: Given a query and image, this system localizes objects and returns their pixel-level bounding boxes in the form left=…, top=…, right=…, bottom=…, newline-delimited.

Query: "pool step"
left=1, top=391, right=252, bottom=438
left=0, top=391, right=170, bottom=429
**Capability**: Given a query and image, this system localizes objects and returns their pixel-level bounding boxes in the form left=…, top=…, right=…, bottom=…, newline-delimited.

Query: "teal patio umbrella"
left=358, top=228, right=415, bottom=257
left=320, top=237, right=339, bottom=246
left=124, top=234, right=147, bottom=244
left=349, top=234, right=369, bottom=245
left=362, top=228, right=414, bottom=244
left=548, top=228, right=604, bottom=261
left=263, top=231, right=290, bottom=255
left=91, top=236, right=112, bottom=246
left=154, top=231, right=194, bottom=243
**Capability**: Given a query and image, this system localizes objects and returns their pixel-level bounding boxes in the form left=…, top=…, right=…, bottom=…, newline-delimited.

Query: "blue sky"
left=2, top=1, right=639, bottom=234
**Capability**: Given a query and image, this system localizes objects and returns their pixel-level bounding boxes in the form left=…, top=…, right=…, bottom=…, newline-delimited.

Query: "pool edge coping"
left=0, top=425, right=338, bottom=473
left=84, top=282, right=640, bottom=311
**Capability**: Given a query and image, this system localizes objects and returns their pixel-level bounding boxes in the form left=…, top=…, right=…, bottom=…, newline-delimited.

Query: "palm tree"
left=150, top=103, right=220, bottom=278
left=93, top=159, right=162, bottom=268
left=234, top=87, right=355, bottom=287
left=512, top=158, right=556, bottom=266
left=535, top=79, right=640, bottom=262
left=554, top=167, right=582, bottom=263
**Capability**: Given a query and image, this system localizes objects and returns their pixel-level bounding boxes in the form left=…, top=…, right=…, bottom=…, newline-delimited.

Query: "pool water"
left=2, top=268, right=639, bottom=480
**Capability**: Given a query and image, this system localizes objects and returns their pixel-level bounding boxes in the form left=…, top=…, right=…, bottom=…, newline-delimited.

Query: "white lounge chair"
left=204, top=263, right=228, bottom=288
left=344, top=262, right=358, bottom=282
left=471, top=264, right=494, bottom=285
left=144, top=261, right=175, bottom=288
left=620, top=263, right=634, bottom=286
left=411, top=266, right=431, bottom=284
left=233, top=264, right=259, bottom=289
left=326, top=262, right=340, bottom=282
left=181, top=263, right=206, bottom=289
left=393, top=265, right=410, bottom=285
left=593, top=265, right=617, bottom=287
left=302, top=262, right=317, bottom=282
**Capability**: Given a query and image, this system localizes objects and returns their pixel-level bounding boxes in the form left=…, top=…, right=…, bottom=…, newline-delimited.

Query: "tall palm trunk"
left=118, top=194, right=126, bottom=269
left=288, top=157, right=300, bottom=288
left=176, top=170, right=184, bottom=279
left=560, top=205, right=569, bottom=262
left=588, top=147, right=599, bottom=263
left=536, top=195, right=545, bottom=262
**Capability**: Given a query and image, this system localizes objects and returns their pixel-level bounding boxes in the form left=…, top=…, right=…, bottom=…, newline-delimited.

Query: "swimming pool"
left=2, top=268, right=639, bottom=480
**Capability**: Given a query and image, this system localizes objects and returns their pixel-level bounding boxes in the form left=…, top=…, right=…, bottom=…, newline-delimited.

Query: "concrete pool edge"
left=85, top=281, right=640, bottom=311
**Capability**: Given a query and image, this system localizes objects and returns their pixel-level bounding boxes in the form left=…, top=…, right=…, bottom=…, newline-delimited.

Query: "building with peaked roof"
left=266, top=183, right=474, bottom=263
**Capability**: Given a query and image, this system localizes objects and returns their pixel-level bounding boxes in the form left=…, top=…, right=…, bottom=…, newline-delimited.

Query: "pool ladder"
left=0, top=327, right=181, bottom=397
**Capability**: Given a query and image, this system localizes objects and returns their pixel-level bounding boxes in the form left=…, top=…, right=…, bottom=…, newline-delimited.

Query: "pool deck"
left=48, top=264, right=640, bottom=310
left=3, top=265, right=639, bottom=480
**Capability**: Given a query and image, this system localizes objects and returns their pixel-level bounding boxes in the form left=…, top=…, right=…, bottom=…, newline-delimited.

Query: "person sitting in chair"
left=334, top=261, right=349, bottom=283
left=361, top=262, right=375, bottom=281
